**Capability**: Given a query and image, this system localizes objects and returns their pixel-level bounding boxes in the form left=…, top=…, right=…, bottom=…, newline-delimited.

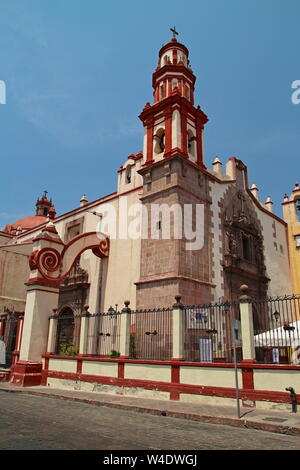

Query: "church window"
left=295, top=199, right=300, bottom=220
left=67, top=224, right=81, bottom=241
left=159, top=83, right=164, bottom=100
left=242, top=235, right=251, bottom=261
left=295, top=235, right=300, bottom=248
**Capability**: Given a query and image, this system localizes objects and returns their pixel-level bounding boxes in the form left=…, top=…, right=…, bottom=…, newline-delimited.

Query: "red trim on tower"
left=145, top=119, right=154, bottom=166
left=196, top=120, right=204, bottom=167
left=173, top=48, right=178, bottom=65
left=180, top=108, right=188, bottom=158
left=164, top=108, right=172, bottom=156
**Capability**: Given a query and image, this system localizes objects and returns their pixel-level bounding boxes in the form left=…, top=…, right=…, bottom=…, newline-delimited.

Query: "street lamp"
left=272, top=311, right=280, bottom=323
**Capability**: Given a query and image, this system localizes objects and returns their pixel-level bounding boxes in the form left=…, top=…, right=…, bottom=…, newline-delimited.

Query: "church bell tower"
left=136, top=30, right=213, bottom=309
left=139, top=28, right=208, bottom=168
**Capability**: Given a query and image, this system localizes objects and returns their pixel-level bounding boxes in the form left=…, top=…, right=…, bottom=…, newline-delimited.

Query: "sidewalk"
left=1, top=381, right=300, bottom=437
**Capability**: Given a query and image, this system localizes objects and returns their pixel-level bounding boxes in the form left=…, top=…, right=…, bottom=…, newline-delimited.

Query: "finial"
left=173, top=295, right=183, bottom=308
left=48, top=205, right=56, bottom=220
left=212, top=157, right=223, bottom=173
left=283, top=193, right=289, bottom=202
left=250, top=183, right=259, bottom=200
left=240, top=284, right=251, bottom=300
left=43, top=190, right=48, bottom=199
left=122, top=300, right=131, bottom=313
left=80, top=194, right=88, bottom=207
left=265, top=196, right=274, bottom=213
left=293, top=182, right=300, bottom=192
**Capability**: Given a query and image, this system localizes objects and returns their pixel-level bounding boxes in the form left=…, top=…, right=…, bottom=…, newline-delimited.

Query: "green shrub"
left=109, top=350, right=120, bottom=358
left=59, top=342, right=78, bottom=357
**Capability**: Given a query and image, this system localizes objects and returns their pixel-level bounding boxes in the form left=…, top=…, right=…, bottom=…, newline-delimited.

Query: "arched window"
left=126, top=165, right=132, bottom=184
left=154, top=128, right=165, bottom=154
left=159, top=83, right=165, bottom=100
left=172, top=79, right=178, bottom=90
left=56, top=308, right=75, bottom=355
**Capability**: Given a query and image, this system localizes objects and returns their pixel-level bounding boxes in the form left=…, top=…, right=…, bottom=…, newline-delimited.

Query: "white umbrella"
left=254, top=320, right=300, bottom=348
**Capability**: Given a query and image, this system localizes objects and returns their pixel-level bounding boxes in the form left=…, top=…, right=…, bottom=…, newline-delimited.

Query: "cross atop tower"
left=170, top=26, right=178, bottom=39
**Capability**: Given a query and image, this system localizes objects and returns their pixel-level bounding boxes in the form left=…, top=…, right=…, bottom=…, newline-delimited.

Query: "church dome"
left=4, top=215, right=48, bottom=234
left=3, top=191, right=55, bottom=235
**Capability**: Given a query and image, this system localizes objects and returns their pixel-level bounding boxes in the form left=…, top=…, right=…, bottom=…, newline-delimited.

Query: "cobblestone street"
left=0, top=391, right=299, bottom=450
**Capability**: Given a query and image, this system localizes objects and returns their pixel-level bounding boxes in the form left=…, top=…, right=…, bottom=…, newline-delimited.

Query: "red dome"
left=4, top=215, right=47, bottom=234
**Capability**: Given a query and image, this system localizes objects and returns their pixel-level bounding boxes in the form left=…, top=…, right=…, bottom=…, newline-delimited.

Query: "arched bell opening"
left=187, top=129, right=196, bottom=159
left=154, top=127, right=165, bottom=155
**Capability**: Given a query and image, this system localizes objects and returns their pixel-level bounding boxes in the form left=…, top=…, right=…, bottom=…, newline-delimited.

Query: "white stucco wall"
left=253, top=205, right=292, bottom=296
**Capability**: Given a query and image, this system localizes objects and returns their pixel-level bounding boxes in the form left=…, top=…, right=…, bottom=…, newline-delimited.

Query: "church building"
left=0, top=32, right=294, bottom=328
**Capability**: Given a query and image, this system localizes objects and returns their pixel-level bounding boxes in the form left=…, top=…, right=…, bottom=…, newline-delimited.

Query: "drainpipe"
left=285, top=387, right=297, bottom=413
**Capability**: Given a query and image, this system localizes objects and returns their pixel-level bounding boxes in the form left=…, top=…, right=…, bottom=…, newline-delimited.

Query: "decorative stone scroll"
left=28, top=224, right=109, bottom=286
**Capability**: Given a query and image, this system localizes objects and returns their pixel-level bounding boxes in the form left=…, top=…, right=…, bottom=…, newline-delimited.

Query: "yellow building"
left=282, top=183, right=300, bottom=295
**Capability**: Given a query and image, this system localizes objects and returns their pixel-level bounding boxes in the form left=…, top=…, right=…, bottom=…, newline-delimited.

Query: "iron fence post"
left=119, top=301, right=131, bottom=358
left=172, top=295, right=184, bottom=361
left=239, top=285, right=256, bottom=361
left=79, top=305, right=90, bottom=355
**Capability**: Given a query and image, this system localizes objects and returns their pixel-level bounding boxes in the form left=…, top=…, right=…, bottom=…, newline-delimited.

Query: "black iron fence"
left=183, top=301, right=241, bottom=363
left=51, top=294, right=300, bottom=365
left=87, top=312, right=122, bottom=357
left=251, top=295, right=300, bottom=364
left=129, top=308, right=172, bottom=361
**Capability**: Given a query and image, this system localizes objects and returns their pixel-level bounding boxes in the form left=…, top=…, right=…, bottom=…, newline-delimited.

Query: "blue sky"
left=0, top=0, right=299, bottom=227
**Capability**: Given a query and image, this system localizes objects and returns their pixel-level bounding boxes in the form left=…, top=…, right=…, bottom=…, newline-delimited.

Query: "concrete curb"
left=1, top=386, right=300, bottom=437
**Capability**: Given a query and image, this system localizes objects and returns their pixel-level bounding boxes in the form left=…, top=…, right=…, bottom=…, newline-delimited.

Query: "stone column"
left=79, top=305, right=90, bottom=355
left=10, top=219, right=63, bottom=387
left=10, top=282, right=59, bottom=386
left=20, top=284, right=59, bottom=362
left=239, top=285, right=256, bottom=362
left=172, top=295, right=185, bottom=361
left=119, top=301, right=131, bottom=358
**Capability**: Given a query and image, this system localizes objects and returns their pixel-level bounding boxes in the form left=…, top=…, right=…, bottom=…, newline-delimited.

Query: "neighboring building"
left=282, top=183, right=300, bottom=296
left=0, top=34, right=294, bottom=322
